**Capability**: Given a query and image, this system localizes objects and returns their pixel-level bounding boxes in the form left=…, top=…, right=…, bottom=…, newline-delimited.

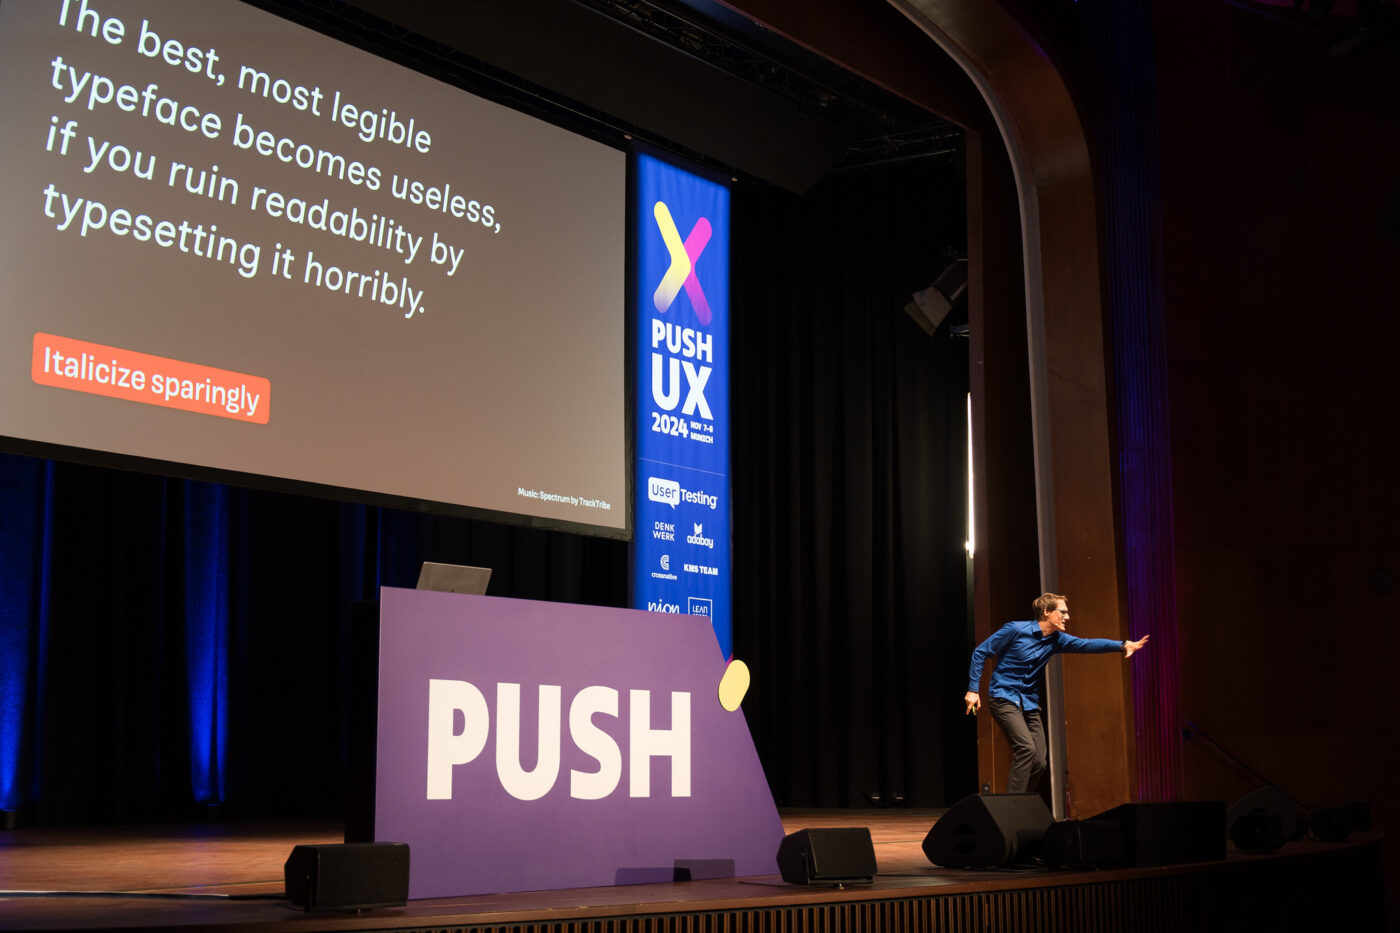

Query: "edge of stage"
left=0, top=809, right=1384, bottom=932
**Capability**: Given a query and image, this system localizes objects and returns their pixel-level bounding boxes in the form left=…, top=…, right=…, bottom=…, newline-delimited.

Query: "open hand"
left=1124, top=634, right=1150, bottom=658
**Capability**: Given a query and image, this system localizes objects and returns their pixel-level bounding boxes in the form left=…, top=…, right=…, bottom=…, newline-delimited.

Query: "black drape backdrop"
left=0, top=462, right=631, bottom=824
left=0, top=152, right=972, bottom=825
left=730, top=156, right=974, bottom=808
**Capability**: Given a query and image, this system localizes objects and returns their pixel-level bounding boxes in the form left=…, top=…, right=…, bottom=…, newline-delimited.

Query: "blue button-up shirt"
left=967, top=620, right=1123, bottom=711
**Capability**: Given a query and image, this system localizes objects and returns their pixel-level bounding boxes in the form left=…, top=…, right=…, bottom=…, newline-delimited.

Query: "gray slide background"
left=0, top=0, right=628, bottom=531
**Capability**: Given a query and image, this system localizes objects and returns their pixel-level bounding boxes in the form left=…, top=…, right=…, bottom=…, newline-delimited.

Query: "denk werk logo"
left=652, top=201, right=712, bottom=325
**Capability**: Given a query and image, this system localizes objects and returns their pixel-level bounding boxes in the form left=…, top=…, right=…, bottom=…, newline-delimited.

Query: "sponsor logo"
left=647, top=477, right=719, bottom=511
left=650, top=551, right=678, bottom=581
left=687, top=597, right=713, bottom=618
left=648, top=476, right=681, bottom=508
left=647, top=601, right=681, bottom=613
left=683, top=562, right=719, bottom=576
left=683, top=488, right=718, bottom=510
left=652, top=201, right=712, bottom=325
left=686, top=522, right=714, bottom=549
left=652, top=520, right=676, bottom=542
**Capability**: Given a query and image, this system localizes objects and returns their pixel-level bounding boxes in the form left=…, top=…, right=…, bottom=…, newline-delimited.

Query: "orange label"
left=31, top=333, right=270, bottom=424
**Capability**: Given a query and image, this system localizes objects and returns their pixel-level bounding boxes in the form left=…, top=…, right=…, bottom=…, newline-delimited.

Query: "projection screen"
left=0, top=0, right=630, bottom=536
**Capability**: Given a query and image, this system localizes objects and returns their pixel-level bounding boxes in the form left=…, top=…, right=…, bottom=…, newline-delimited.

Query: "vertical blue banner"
left=632, top=155, right=732, bottom=659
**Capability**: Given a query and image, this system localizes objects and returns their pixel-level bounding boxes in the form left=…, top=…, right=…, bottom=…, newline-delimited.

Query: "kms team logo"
left=651, top=201, right=714, bottom=420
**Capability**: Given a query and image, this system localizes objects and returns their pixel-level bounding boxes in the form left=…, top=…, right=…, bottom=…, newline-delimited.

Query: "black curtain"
left=0, top=456, right=629, bottom=825
left=730, top=156, right=976, bottom=808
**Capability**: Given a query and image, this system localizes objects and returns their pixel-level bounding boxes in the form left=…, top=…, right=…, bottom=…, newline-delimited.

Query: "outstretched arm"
left=1058, top=630, right=1146, bottom=655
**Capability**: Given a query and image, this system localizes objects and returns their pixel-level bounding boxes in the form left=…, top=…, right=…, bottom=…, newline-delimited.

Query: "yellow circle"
left=718, top=659, right=751, bottom=711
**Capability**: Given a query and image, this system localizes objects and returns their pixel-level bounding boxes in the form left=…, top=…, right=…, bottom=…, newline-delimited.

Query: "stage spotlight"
left=1227, top=786, right=1305, bottom=853
left=904, top=256, right=967, bottom=336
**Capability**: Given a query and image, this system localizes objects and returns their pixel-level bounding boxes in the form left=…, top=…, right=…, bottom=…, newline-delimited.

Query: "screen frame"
left=0, top=0, right=641, bottom=541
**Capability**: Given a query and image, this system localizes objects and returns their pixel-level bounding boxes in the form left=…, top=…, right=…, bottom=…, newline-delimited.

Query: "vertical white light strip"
left=966, top=392, right=975, bottom=558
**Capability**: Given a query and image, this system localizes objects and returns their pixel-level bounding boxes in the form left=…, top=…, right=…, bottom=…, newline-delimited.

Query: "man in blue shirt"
left=964, top=593, right=1149, bottom=793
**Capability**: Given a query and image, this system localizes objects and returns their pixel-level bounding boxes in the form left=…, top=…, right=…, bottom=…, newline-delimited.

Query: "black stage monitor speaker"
left=1042, top=819, right=1125, bottom=869
left=284, top=842, right=410, bottom=912
left=1089, top=802, right=1225, bottom=867
left=1308, top=801, right=1376, bottom=842
left=1308, top=800, right=1373, bottom=842
left=776, top=827, right=877, bottom=885
left=1229, top=808, right=1286, bottom=853
left=923, top=793, right=1052, bottom=868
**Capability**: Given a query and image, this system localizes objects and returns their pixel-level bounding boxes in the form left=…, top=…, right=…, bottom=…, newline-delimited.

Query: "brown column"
left=891, top=0, right=1134, bottom=817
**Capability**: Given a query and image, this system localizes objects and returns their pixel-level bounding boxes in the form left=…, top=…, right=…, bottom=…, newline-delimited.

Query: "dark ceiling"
left=255, top=0, right=962, bottom=192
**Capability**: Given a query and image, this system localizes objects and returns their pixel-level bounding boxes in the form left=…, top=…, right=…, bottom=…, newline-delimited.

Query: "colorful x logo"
left=652, top=201, right=712, bottom=325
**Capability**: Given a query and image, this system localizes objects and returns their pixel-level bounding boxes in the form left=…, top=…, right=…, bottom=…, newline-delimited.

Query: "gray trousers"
left=989, top=699, right=1046, bottom=794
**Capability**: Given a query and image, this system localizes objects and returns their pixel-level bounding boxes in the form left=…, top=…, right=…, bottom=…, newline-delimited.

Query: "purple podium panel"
left=373, top=587, right=784, bottom=899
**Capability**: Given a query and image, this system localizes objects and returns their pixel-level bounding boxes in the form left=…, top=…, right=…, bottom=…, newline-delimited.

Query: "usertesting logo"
left=653, top=202, right=712, bottom=325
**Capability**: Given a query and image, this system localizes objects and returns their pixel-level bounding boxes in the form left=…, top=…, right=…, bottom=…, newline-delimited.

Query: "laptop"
left=415, top=562, right=492, bottom=595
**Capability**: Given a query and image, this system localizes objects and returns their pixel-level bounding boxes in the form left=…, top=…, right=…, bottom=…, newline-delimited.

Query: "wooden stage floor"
left=0, top=809, right=1385, bottom=932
